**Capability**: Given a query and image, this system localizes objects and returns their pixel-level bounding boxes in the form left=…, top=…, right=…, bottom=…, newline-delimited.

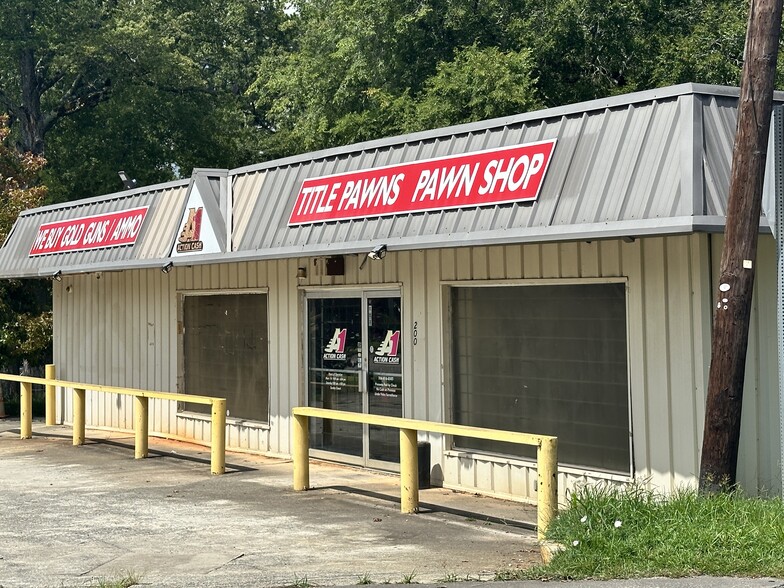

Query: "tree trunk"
left=699, top=0, right=783, bottom=493
left=18, top=47, right=46, bottom=156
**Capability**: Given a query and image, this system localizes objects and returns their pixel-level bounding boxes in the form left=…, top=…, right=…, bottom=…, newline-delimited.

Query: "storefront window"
left=451, top=283, right=630, bottom=473
left=181, top=293, right=269, bottom=422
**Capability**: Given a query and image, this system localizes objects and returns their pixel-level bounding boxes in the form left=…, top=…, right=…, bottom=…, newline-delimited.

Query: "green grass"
left=400, top=571, right=417, bottom=583
left=92, top=571, right=141, bottom=588
left=511, top=483, right=784, bottom=580
left=287, top=574, right=314, bottom=588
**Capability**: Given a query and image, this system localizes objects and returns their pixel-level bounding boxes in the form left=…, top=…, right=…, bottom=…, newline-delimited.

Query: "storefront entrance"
left=306, top=291, right=402, bottom=469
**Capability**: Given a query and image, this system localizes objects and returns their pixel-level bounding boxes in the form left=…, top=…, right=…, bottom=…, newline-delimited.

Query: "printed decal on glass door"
left=307, top=294, right=402, bottom=465
left=367, top=297, right=402, bottom=463
left=307, top=298, right=363, bottom=457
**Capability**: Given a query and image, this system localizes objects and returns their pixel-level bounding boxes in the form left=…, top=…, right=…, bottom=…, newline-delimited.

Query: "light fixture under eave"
left=296, top=266, right=307, bottom=279
left=161, top=262, right=174, bottom=274
left=52, top=270, right=62, bottom=282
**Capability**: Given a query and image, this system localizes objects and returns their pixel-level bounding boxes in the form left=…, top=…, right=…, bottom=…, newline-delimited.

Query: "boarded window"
left=451, top=283, right=630, bottom=474
left=181, top=293, right=269, bottom=422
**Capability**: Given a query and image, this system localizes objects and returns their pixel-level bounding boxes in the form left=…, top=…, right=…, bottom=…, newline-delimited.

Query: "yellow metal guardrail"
left=1, top=365, right=227, bottom=475
left=292, top=406, right=558, bottom=540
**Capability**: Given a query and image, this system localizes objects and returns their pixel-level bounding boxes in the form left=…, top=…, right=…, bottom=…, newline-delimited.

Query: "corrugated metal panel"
left=702, top=95, right=738, bottom=216
left=54, top=268, right=178, bottom=435
left=2, top=84, right=779, bottom=279
left=228, top=88, right=730, bottom=260
left=0, top=181, right=189, bottom=278
left=135, top=185, right=189, bottom=259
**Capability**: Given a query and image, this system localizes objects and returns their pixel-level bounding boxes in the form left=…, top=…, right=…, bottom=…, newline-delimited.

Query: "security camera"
left=368, top=244, right=387, bottom=260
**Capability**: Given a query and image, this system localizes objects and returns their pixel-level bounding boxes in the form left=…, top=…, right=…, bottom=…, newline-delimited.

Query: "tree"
left=251, top=0, right=546, bottom=156
left=250, top=0, right=764, bottom=159
left=0, top=0, right=289, bottom=201
left=0, top=114, right=52, bottom=371
left=0, top=0, right=120, bottom=156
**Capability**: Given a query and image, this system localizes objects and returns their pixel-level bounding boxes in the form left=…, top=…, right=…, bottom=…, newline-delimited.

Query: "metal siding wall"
left=438, top=235, right=713, bottom=501
left=172, top=260, right=301, bottom=454
left=51, top=233, right=778, bottom=500
left=710, top=235, right=781, bottom=495
left=53, top=270, right=177, bottom=434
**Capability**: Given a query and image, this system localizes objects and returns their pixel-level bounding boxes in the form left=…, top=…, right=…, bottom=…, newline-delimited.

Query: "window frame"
left=442, top=277, right=634, bottom=478
left=176, top=288, right=271, bottom=425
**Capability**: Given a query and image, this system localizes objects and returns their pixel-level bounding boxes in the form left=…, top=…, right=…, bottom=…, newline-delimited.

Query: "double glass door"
left=306, top=291, right=402, bottom=468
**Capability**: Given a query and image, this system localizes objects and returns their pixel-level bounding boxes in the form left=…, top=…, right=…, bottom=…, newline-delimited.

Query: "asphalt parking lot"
left=3, top=421, right=783, bottom=588
left=0, top=420, right=541, bottom=587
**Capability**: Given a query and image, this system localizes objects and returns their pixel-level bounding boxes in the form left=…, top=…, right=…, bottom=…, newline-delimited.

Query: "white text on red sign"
left=288, top=140, right=556, bottom=225
left=29, top=207, right=149, bottom=256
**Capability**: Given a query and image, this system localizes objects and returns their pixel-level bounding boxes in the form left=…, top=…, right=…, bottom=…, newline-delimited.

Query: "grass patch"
left=518, top=483, right=784, bottom=580
left=287, top=575, right=314, bottom=588
left=92, top=571, right=142, bottom=588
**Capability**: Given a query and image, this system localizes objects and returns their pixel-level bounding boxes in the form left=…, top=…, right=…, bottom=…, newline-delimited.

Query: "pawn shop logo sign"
left=373, top=330, right=400, bottom=364
left=323, top=328, right=347, bottom=360
left=176, top=207, right=204, bottom=253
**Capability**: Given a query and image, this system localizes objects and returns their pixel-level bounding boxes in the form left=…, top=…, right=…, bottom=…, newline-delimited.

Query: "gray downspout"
left=775, top=107, right=784, bottom=496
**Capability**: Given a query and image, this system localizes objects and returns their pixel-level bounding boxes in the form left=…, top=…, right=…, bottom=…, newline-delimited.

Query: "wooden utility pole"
left=699, top=0, right=783, bottom=493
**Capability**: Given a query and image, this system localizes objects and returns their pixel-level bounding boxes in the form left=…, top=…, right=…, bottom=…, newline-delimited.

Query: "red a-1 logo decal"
left=375, top=330, right=400, bottom=357
left=324, top=328, right=347, bottom=353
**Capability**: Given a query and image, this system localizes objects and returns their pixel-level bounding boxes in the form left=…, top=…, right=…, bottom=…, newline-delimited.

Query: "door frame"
left=303, top=286, right=402, bottom=471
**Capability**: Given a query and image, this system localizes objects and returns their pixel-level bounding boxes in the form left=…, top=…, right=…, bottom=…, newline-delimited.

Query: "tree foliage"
left=0, top=0, right=758, bottom=186
left=0, top=0, right=288, bottom=201
left=0, top=114, right=51, bottom=369
left=250, top=0, right=753, bottom=157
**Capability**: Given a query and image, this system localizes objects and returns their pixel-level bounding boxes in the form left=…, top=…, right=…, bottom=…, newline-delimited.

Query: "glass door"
left=367, top=296, right=402, bottom=464
left=306, top=291, right=402, bottom=468
left=307, top=297, right=363, bottom=458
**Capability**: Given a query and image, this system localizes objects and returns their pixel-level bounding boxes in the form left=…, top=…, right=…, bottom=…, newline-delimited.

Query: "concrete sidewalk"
left=1, top=420, right=782, bottom=588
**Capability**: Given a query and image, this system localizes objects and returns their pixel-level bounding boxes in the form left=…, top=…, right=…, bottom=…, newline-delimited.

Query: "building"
left=0, top=83, right=781, bottom=500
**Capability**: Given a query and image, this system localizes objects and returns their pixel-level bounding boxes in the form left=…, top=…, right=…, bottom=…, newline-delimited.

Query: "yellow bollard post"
left=210, top=398, right=226, bottom=475
left=134, top=395, right=149, bottom=459
left=45, top=364, right=56, bottom=426
left=399, top=428, right=419, bottom=514
left=73, top=388, right=86, bottom=446
left=20, top=381, right=33, bottom=439
left=292, top=413, right=310, bottom=491
left=536, top=437, right=558, bottom=541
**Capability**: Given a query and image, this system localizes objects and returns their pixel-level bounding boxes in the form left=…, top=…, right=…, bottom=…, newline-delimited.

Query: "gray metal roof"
left=0, top=180, right=189, bottom=278
left=225, top=84, right=776, bottom=262
left=0, top=83, right=777, bottom=278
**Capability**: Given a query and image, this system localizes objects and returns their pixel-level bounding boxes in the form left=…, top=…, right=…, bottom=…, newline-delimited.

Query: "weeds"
left=92, top=571, right=141, bottom=588
left=516, top=483, right=784, bottom=580
left=287, top=574, right=314, bottom=588
left=356, top=573, right=372, bottom=584
left=400, top=571, right=417, bottom=583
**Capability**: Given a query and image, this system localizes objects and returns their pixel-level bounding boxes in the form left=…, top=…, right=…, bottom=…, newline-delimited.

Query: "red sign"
left=288, top=140, right=556, bottom=226
left=29, top=207, right=149, bottom=256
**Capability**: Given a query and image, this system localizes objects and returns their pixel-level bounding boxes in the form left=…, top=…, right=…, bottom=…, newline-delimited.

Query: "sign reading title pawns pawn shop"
left=288, top=140, right=556, bottom=225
